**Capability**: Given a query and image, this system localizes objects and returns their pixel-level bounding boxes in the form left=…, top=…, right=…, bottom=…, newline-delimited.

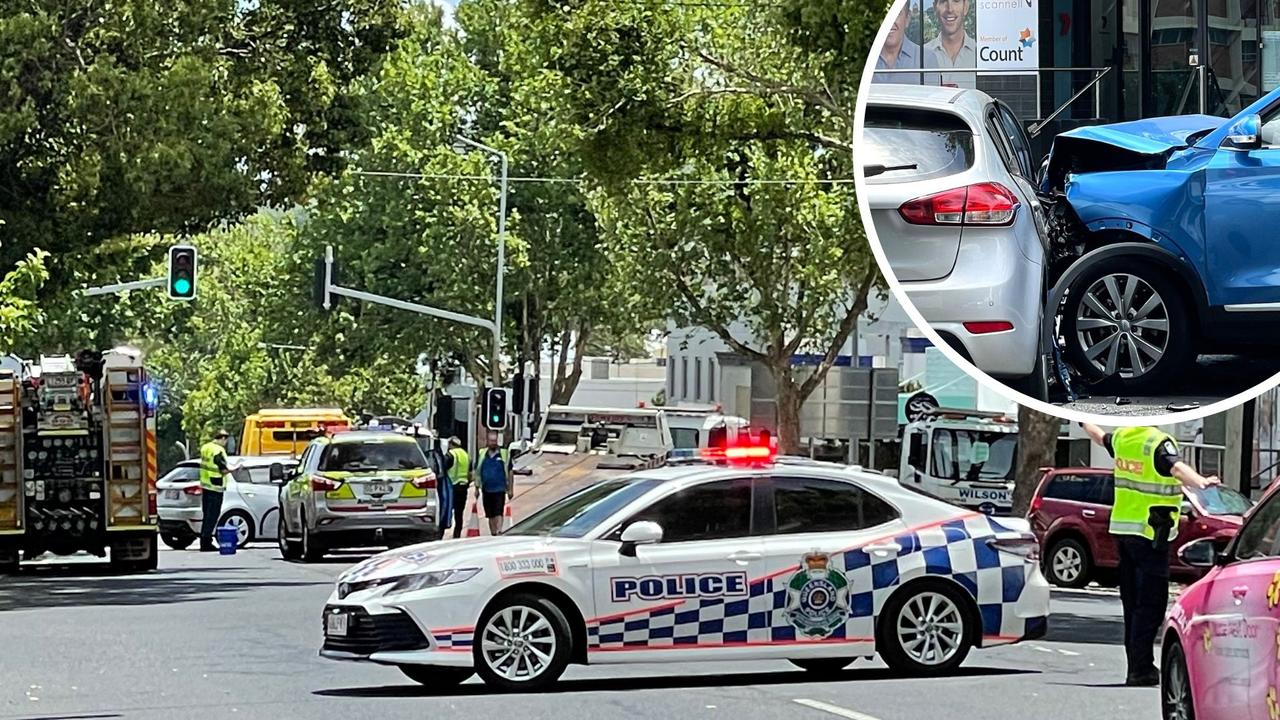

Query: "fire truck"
left=0, top=348, right=159, bottom=573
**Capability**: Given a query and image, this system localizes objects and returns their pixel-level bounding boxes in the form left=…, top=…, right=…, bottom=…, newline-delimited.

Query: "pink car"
left=1162, top=483, right=1280, bottom=719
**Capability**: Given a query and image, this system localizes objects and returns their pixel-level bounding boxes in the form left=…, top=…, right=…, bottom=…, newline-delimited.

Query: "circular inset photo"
left=854, top=0, right=1280, bottom=422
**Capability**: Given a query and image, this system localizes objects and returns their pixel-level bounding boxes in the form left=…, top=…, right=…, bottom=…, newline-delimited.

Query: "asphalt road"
left=1058, top=352, right=1280, bottom=416
left=0, top=545, right=1167, bottom=720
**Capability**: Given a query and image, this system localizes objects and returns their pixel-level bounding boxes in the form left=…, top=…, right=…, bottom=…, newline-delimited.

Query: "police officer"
left=198, top=430, right=234, bottom=552
left=1080, top=423, right=1219, bottom=686
left=445, top=437, right=471, bottom=539
left=471, top=431, right=512, bottom=536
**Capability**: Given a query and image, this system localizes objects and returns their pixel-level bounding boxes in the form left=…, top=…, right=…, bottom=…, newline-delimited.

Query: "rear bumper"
left=313, top=506, right=437, bottom=534
left=901, top=229, right=1043, bottom=378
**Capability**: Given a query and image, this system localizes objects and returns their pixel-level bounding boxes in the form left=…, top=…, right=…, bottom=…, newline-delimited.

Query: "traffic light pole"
left=81, top=277, right=166, bottom=297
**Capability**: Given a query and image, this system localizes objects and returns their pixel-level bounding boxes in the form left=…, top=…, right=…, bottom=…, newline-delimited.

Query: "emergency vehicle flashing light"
left=700, top=436, right=777, bottom=464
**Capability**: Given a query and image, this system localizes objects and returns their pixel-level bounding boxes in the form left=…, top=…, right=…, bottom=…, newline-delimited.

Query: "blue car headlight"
left=387, top=568, right=481, bottom=595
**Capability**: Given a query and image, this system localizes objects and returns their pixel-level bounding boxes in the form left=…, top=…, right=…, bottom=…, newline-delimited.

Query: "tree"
left=0, top=249, right=49, bottom=350
left=526, top=0, right=887, bottom=452
left=0, top=0, right=408, bottom=351
left=1013, top=406, right=1059, bottom=515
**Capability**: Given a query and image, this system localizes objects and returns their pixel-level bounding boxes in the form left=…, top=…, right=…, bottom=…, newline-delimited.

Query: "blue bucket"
left=216, top=525, right=239, bottom=555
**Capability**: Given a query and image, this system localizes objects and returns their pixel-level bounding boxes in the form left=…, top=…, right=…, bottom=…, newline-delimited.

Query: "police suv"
left=319, top=442, right=1050, bottom=691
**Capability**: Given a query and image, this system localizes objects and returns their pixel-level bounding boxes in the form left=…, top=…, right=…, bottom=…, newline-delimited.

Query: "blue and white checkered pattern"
left=432, top=630, right=474, bottom=650
left=587, top=513, right=1038, bottom=650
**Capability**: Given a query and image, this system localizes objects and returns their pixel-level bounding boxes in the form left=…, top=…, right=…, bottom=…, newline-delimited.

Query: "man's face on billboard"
left=934, top=0, right=968, bottom=38
left=888, top=4, right=911, bottom=45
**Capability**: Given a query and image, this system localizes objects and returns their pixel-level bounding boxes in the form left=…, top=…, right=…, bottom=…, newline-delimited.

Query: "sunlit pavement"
left=0, top=546, right=1164, bottom=720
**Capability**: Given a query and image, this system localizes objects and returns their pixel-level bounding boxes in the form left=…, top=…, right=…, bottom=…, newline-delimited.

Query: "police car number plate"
left=326, top=612, right=348, bottom=637
left=366, top=482, right=392, bottom=496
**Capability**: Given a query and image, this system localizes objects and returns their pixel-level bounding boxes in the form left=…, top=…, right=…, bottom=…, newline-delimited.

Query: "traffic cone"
left=501, top=504, right=513, bottom=533
left=465, top=501, right=481, bottom=538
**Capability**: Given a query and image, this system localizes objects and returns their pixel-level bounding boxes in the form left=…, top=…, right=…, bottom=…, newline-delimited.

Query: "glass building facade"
left=873, top=0, right=1280, bottom=147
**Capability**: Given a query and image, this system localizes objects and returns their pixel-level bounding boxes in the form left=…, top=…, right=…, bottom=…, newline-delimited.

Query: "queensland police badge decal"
left=783, top=551, right=850, bottom=638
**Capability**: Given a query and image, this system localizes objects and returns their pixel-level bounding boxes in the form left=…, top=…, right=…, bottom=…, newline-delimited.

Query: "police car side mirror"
left=269, top=463, right=285, bottom=483
left=1178, top=537, right=1216, bottom=568
left=619, top=521, right=663, bottom=557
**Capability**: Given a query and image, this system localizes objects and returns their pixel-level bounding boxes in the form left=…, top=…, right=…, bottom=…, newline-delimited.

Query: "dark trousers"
left=200, top=488, right=224, bottom=548
left=451, top=485, right=469, bottom=539
left=1115, top=534, right=1170, bottom=675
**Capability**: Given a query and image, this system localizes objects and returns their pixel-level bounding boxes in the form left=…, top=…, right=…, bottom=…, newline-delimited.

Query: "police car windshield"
left=321, top=441, right=428, bottom=472
left=506, top=478, right=663, bottom=538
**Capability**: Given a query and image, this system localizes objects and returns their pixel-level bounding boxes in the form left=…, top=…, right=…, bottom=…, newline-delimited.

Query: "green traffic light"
left=173, top=278, right=192, bottom=296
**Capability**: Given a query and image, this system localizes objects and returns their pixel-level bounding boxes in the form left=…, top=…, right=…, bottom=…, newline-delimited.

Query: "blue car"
left=1039, top=93, right=1280, bottom=390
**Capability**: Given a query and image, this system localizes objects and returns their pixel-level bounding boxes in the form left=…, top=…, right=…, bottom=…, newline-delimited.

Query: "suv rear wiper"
left=864, top=163, right=918, bottom=178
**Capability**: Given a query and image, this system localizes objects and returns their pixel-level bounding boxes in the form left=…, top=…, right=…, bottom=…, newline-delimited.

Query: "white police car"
left=319, top=447, right=1050, bottom=691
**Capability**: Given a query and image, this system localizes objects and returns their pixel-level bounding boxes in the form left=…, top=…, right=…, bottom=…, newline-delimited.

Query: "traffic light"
left=483, top=388, right=508, bottom=430
left=167, top=245, right=197, bottom=300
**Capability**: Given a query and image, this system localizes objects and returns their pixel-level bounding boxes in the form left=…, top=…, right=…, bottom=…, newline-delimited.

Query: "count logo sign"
left=977, top=0, right=1040, bottom=71
left=783, top=552, right=850, bottom=639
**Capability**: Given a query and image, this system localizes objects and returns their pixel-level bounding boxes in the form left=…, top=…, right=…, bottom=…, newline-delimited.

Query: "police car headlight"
left=387, top=568, right=481, bottom=595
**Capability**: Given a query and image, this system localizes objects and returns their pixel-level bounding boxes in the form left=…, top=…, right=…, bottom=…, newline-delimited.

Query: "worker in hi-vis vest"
left=445, top=436, right=471, bottom=539
left=471, top=431, right=512, bottom=536
left=198, top=429, right=235, bottom=552
left=1080, top=423, right=1219, bottom=686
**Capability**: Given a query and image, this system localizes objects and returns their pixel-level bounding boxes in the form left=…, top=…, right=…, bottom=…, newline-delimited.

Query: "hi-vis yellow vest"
left=448, top=448, right=470, bottom=484
left=1110, top=426, right=1182, bottom=540
left=199, top=441, right=229, bottom=491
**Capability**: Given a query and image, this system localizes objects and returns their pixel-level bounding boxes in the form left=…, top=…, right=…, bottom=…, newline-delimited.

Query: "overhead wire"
left=350, top=170, right=856, bottom=185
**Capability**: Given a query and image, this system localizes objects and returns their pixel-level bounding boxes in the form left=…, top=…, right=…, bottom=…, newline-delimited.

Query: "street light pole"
left=454, top=134, right=507, bottom=389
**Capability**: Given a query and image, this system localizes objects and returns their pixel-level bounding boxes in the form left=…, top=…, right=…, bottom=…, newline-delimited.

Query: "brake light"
left=311, top=474, right=343, bottom=492
left=988, top=536, right=1041, bottom=562
left=183, top=485, right=203, bottom=496
left=148, top=492, right=157, bottom=516
left=963, top=321, right=1014, bottom=335
left=1029, top=493, right=1043, bottom=515
left=899, top=183, right=1019, bottom=226
left=411, top=472, right=437, bottom=490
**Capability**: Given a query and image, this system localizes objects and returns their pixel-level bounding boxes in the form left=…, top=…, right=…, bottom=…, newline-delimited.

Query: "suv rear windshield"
left=863, top=106, right=975, bottom=185
left=1190, top=485, right=1253, bottom=516
left=321, top=441, right=428, bottom=472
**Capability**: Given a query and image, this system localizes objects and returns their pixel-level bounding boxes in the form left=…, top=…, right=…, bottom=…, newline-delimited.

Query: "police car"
left=319, top=442, right=1051, bottom=691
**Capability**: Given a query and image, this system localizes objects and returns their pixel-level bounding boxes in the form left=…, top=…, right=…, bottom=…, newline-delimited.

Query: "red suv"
left=1027, top=467, right=1252, bottom=588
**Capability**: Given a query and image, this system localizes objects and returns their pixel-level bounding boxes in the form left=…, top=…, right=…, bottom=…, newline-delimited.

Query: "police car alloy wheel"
left=1161, top=641, right=1194, bottom=720
left=399, top=664, right=474, bottom=689
left=879, top=582, right=973, bottom=674
left=277, top=510, right=302, bottom=560
left=473, top=593, right=572, bottom=691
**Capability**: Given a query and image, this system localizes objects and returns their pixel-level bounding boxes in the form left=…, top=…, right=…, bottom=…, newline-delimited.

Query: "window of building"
left=709, top=359, right=716, bottom=400
left=695, top=358, right=703, bottom=400
left=681, top=357, right=688, bottom=399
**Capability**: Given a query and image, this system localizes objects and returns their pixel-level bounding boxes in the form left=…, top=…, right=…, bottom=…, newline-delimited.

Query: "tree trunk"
left=551, top=322, right=591, bottom=404
left=1013, top=406, right=1059, bottom=516
left=774, top=372, right=803, bottom=456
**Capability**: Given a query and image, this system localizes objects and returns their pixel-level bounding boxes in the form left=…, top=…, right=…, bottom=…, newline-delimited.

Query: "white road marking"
left=793, top=698, right=884, bottom=720
left=1058, top=649, right=1080, bottom=656
left=1030, top=644, right=1054, bottom=653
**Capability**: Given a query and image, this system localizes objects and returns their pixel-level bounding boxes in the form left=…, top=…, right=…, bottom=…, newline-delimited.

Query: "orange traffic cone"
left=501, top=504, right=513, bottom=533
left=465, top=501, right=481, bottom=538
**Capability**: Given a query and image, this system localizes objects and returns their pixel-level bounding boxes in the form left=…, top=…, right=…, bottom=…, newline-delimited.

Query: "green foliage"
left=0, top=247, right=49, bottom=350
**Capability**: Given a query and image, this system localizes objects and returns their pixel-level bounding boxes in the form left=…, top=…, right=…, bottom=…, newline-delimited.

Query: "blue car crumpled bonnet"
left=1039, top=115, right=1224, bottom=194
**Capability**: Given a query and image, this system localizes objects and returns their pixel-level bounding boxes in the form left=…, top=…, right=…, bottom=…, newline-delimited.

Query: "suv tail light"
left=311, top=474, right=343, bottom=492
left=182, top=485, right=203, bottom=496
left=411, top=472, right=437, bottom=490
left=1029, top=493, right=1043, bottom=515
left=899, top=183, right=1020, bottom=226
left=988, top=535, right=1041, bottom=562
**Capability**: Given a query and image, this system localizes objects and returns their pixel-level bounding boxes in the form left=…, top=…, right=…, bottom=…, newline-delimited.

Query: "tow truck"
left=0, top=349, right=159, bottom=572
left=898, top=407, right=1018, bottom=516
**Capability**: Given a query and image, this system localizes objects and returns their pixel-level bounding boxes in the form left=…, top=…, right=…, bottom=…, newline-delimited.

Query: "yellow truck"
left=239, top=408, right=351, bottom=457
